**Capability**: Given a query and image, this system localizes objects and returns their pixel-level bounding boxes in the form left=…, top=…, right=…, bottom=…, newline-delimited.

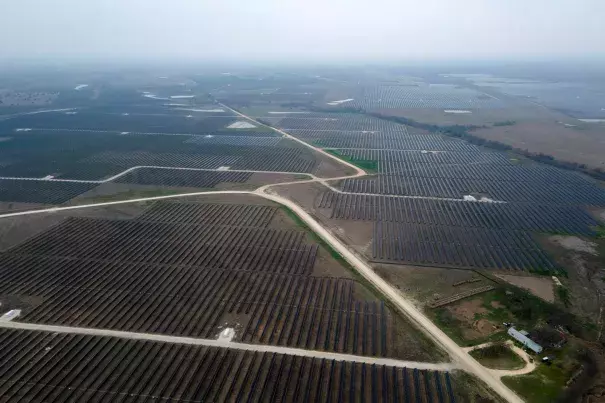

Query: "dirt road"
left=0, top=320, right=456, bottom=371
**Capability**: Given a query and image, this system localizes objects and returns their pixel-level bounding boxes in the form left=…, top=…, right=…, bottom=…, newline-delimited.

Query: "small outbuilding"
left=508, top=327, right=543, bottom=354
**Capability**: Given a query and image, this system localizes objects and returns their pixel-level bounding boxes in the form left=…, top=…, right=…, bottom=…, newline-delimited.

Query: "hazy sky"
left=1, top=0, right=604, bottom=62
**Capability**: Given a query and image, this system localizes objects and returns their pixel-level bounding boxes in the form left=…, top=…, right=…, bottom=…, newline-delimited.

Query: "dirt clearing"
left=549, top=235, right=598, bottom=255
left=473, top=121, right=605, bottom=169
left=496, top=274, right=555, bottom=302
left=446, top=298, right=499, bottom=340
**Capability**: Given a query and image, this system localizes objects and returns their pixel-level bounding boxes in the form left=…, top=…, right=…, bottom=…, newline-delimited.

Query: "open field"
left=468, top=343, right=525, bottom=370
left=472, top=121, right=605, bottom=170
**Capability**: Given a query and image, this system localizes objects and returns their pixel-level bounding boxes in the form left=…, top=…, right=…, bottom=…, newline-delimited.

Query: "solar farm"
left=0, top=96, right=348, bottom=208
left=258, top=111, right=605, bottom=273
left=1, top=70, right=604, bottom=403
left=0, top=328, right=456, bottom=403
left=0, top=196, right=452, bottom=401
left=349, top=84, right=505, bottom=110
left=0, top=201, right=406, bottom=353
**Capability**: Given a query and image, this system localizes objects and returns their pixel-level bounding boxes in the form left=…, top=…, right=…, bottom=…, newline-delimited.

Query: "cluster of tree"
left=493, top=120, right=517, bottom=126
left=309, top=105, right=365, bottom=114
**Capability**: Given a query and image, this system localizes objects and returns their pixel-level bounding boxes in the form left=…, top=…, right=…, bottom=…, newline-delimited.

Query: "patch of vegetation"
left=430, top=308, right=470, bottom=345
left=481, top=287, right=593, bottom=337
left=556, top=286, right=571, bottom=307
left=503, top=364, right=568, bottom=403
left=325, top=149, right=378, bottom=172
left=593, top=225, right=605, bottom=239
left=428, top=304, right=508, bottom=347
left=429, top=283, right=596, bottom=347
left=450, top=370, right=508, bottom=403
left=502, top=344, right=584, bottom=403
left=469, top=343, right=525, bottom=370
left=493, top=120, right=517, bottom=127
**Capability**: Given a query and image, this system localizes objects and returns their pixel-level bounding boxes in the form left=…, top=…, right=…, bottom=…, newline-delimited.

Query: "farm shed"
left=508, top=327, right=543, bottom=354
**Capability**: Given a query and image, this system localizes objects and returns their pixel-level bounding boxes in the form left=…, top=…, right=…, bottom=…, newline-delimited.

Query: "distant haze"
left=1, top=0, right=604, bottom=63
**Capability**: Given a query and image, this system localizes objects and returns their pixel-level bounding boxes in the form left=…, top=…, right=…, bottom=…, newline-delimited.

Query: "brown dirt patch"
left=448, top=298, right=488, bottom=322
left=496, top=274, right=555, bottom=303
left=314, top=154, right=355, bottom=178
left=0, top=201, right=50, bottom=214
left=475, top=319, right=499, bottom=335
left=446, top=298, right=499, bottom=339
left=374, top=263, right=493, bottom=305
left=549, top=235, right=598, bottom=255
left=538, top=234, right=605, bottom=322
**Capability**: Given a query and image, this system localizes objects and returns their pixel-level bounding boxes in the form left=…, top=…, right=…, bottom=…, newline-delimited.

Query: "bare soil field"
left=446, top=298, right=500, bottom=340
left=549, top=235, right=598, bottom=255
left=374, top=264, right=493, bottom=305
left=473, top=121, right=605, bottom=169
left=314, top=154, right=355, bottom=178
left=538, top=234, right=605, bottom=328
left=495, top=274, right=555, bottom=302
